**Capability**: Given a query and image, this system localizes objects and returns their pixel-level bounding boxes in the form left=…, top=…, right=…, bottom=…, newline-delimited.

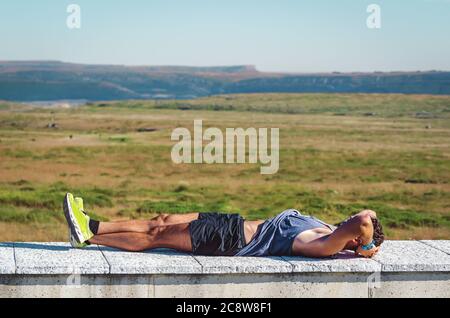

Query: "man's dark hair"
left=371, top=217, right=385, bottom=247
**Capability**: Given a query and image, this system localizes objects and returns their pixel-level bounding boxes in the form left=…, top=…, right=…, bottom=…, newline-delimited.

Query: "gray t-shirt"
left=236, top=209, right=334, bottom=256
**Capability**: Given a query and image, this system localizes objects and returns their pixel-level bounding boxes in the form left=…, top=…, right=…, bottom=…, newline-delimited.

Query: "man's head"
left=339, top=217, right=385, bottom=251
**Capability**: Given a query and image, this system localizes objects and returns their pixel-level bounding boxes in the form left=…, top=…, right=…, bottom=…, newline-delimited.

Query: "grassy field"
left=0, top=93, right=449, bottom=241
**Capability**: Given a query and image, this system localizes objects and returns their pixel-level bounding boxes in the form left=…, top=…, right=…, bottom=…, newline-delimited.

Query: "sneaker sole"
left=63, top=193, right=84, bottom=244
left=69, top=228, right=77, bottom=248
left=68, top=223, right=78, bottom=248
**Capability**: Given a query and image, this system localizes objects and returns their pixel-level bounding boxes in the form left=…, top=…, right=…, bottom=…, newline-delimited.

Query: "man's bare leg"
left=96, top=213, right=199, bottom=235
left=90, top=223, right=192, bottom=252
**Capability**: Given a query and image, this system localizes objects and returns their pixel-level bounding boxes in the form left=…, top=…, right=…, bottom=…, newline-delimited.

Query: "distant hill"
left=0, top=61, right=449, bottom=101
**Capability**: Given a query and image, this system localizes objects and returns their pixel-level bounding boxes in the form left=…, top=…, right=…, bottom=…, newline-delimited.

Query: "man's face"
left=345, top=238, right=360, bottom=251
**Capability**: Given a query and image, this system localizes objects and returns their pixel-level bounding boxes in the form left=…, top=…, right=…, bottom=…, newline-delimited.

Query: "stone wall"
left=0, top=241, right=449, bottom=298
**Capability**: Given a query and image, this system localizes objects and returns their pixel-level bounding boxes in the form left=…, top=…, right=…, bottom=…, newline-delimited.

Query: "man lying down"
left=63, top=193, right=384, bottom=258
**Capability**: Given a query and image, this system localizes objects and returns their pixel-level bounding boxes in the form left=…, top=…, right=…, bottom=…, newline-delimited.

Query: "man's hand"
left=356, top=245, right=380, bottom=258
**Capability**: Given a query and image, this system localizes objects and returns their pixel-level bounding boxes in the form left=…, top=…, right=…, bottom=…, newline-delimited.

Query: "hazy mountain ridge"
left=0, top=61, right=449, bottom=101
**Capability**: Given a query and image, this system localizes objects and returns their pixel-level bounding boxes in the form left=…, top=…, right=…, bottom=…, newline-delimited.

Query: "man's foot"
left=63, top=193, right=94, bottom=245
left=70, top=232, right=89, bottom=249
left=68, top=197, right=89, bottom=248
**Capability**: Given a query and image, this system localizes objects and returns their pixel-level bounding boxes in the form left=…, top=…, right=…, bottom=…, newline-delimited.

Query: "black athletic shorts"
left=189, top=212, right=246, bottom=256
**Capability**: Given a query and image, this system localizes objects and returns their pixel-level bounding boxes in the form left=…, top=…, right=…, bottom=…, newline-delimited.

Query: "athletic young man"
left=63, top=193, right=384, bottom=258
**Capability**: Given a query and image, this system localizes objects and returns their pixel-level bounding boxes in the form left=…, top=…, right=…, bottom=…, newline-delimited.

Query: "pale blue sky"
left=0, top=0, right=449, bottom=72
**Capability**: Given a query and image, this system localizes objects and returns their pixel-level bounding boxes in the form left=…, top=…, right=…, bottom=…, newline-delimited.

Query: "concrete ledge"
left=100, top=247, right=203, bottom=275
left=1, top=241, right=449, bottom=298
left=13, top=243, right=109, bottom=275
left=373, top=241, right=450, bottom=272
left=0, top=243, right=14, bottom=275
left=420, top=240, right=450, bottom=255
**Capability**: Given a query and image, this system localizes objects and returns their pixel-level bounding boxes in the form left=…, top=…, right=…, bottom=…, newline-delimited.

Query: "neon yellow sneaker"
left=68, top=197, right=89, bottom=248
left=63, top=193, right=94, bottom=244
left=70, top=232, right=88, bottom=248
left=75, top=197, right=84, bottom=211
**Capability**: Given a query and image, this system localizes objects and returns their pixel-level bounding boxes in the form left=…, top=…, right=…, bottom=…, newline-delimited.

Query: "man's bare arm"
left=301, top=213, right=375, bottom=258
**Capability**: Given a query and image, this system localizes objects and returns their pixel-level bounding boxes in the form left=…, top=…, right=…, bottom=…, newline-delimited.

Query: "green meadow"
left=0, top=93, right=449, bottom=241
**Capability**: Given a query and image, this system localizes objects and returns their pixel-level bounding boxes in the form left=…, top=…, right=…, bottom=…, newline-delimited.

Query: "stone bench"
left=0, top=240, right=449, bottom=298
